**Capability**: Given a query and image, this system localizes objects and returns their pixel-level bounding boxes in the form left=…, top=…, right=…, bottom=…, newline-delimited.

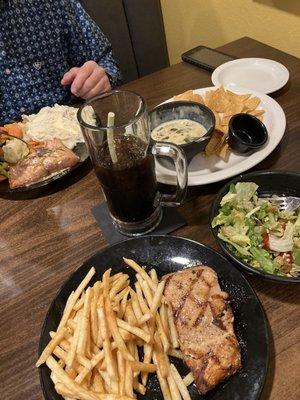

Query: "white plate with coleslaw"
left=154, top=86, right=286, bottom=186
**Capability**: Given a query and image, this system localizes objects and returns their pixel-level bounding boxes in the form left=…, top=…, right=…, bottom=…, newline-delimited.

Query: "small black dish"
left=210, top=170, right=300, bottom=283
left=149, top=101, right=215, bottom=164
left=228, top=113, right=268, bottom=153
left=38, top=235, right=268, bottom=400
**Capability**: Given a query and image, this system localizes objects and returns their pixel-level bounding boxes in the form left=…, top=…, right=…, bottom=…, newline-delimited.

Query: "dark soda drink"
left=94, top=135, right=158, bottom=222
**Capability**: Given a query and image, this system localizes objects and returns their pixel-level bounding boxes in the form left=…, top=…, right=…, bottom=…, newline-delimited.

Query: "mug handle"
left=152, top=142, right=188, bottom=206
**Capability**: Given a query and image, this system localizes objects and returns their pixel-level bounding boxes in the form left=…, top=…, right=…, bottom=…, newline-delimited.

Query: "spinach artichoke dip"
left=151, top=119, right=207, bottom=145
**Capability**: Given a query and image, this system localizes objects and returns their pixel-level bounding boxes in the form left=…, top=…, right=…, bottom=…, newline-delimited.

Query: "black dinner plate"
left=38, top=235, right=269, bottom=400
left=210, top=170, right=300, bottom=283
left=0, top=142, right=89, bottom=194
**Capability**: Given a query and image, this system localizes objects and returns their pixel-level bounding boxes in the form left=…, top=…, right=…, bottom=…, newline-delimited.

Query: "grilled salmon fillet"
left=163, top=266, right=241, bottom=394
left=9, top=138, right=80, bottom=188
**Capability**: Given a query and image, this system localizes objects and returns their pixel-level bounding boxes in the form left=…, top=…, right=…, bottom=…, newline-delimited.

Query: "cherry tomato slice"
left=262, top=233, right=270, bottom=250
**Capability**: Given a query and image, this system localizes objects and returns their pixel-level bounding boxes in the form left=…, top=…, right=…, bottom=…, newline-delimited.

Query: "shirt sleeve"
left=62, top=0, right=122, bottom=87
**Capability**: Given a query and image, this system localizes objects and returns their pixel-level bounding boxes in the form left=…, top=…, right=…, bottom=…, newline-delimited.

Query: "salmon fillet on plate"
left=9, top=138, right=80, bottom=188
left=163, top=265, right=241, bottom=395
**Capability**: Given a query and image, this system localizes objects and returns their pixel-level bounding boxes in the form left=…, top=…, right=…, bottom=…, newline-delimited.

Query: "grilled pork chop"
left=9, top=138, right=80, bottom=188
left=163, top=266, right=241, bottom=394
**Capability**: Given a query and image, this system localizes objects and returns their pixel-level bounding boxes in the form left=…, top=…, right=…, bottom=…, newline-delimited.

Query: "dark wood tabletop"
left=1, top=37, right=299, bottom=400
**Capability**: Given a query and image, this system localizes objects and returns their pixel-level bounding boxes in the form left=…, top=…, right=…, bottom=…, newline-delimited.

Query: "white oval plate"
left=211, top=58, right=289, bottom=94
left=155, top=86, right=286, bottom=186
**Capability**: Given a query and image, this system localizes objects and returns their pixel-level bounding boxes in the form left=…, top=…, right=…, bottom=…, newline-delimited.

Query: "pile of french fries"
left=36, top=258, right=195, bottom=400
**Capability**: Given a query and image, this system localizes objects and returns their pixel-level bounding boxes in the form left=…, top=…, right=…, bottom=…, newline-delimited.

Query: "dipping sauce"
left=151, top=119, right=207, bottom=145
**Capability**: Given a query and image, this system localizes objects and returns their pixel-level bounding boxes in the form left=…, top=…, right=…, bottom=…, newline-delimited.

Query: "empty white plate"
left=211, top=58, right=289, bottom=94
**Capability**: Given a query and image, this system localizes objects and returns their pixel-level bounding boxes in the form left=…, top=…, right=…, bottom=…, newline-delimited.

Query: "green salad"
left=212, top=182, right=300, bottom=277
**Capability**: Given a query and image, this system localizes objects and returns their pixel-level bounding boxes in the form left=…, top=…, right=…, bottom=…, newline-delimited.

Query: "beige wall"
left=161, top=0, right=300, bottom=65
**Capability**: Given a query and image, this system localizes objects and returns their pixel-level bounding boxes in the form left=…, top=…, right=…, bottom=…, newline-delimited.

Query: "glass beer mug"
left=78, top=90, right=188, bottom=236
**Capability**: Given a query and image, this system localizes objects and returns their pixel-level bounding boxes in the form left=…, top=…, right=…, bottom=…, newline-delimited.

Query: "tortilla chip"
left=249, top=109, right=265, bottom=117
left=215, top=124, right=228, bottom=134
left=244, top=96, right=261, bottom=111
left=223, top=100, right=244, bottom=116
left=174, top=90, right=204, bottom=104
left=212, top=110, right=221, bottom=125
left=205, top=129, right=227, bottom=156
left=217, top=143, right=229, bottom=160
left=220, top=115, right=232, bottom=126
left=226, top=90, right=251, bottom=102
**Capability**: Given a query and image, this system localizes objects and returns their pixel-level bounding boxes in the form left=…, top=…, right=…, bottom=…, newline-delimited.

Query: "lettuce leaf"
left=220, top=182, right=258, bottom=206
left=218, top=233, right=251, bottom=256
left=250, top=247, right=275, bottom=273
left=269, top=222, right=294, bottom=252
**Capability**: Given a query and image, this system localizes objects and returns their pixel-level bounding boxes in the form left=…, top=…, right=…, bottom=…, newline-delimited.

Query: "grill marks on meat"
left=163, top=266, right=241, bottom=395
left=9, top=138, right=80, bottom=188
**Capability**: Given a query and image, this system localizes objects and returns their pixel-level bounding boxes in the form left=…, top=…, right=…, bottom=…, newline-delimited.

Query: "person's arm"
left=61, top=0, right=122, bottom=98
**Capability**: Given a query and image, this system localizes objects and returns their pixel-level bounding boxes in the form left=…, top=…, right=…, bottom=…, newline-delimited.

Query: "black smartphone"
left=182, top=45, right=236, bottom=71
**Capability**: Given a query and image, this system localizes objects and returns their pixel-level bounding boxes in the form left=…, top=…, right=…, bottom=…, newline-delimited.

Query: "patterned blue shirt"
left=0, top=0, right=122, bottom=124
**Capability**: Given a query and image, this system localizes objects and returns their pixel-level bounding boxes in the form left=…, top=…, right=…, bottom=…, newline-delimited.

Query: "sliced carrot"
left=3, top=123, right=23, bottom=139
left=0, top=175, right=7, bottom=182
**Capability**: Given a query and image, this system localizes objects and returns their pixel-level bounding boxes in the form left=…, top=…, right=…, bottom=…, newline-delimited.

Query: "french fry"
left=124, top=302, right=138, bottom=326
left=73, top=295, right=84, bottom=312
left=159, top=303, right=170, bottom=341
left=134, top=283, right=150, bottom=315
left=130, top=288, right=146, bottom=319
left=75, top=350, right=105, bottom=384
left=170, top=364, right=192, bottom=400
left=50, top=371, right=59, bottom=385
left=57, top=267, right=95, bottom=332
left=55, top=382, right=77, bottom=399
left=168, top=348, right=185, bottom=360
left=91, top=282, right=101, bottom=344
left=119, top=289, right=130, bottom=320
left=117, top=351, right=125, bottom=396
left=130, top=361, right=157, bottom=373
left=92, top=369, right=104, bottom=393
left=46, top=356, right=99, bottom=400
left=137, top=314, right=151, bottom=326
left=124, top=360, right=134, bottom=398
left=102, top=268, right=111, bottom=298
left=36, top=327, right=67, bottom=367
left=133, top=378, right=146, bottom=395
left=149, top=268, right=159, bottom=285
left=119, top=328, right=132, bottom=342
left=123, top=258, right=156, bottom=292
left=141, top=342, right=153, bottom=386
left=114, top=287, right=130, bottom=306
left=154, top=358, right=172, bottom=400
left=167, top=305, right=179, bottom=348
left=77, top=287, right=92, bottom=356
left=116, top=318, right=151, bottom=343
left=167, top=373, right=182, bottom=400
left=97, top=307, right=118, bottom=381
left=105, top=297, right=134, bottom=361
left=66, top=310, right=82, bottom=368
left=153, top=334, right=169, bottom=378
left=50, top=333, right=92, bottom=369
left=136, top=275, right=153, bottom=307
left=156, top=314, right=169, bottom=352
left=150, top=281, right=165, bottom=314
left=65, top=365, right=77, bottom=380
left=109, top=275, right=129, bottom=299
left=183, top=371, right=194, bottom=386
left=99, top=370, right=111, bottom=392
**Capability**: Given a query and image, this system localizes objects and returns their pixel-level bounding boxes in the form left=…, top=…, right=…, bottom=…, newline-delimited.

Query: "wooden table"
left=1, top=37, right=299, bottom=400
